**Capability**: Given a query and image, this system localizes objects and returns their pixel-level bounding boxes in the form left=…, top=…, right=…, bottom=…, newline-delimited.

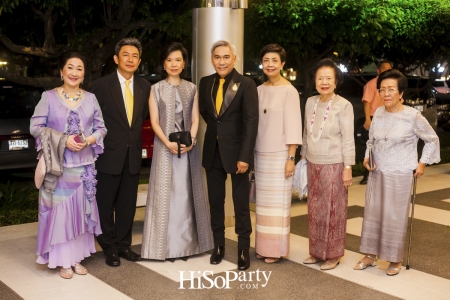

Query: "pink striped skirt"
left=255, top=150, right=292, bottom=258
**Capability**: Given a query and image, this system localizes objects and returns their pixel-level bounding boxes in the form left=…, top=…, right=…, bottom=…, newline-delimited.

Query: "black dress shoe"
left=166, top=258, right=176, bottom=263
left=360, top=169, right=369, bottom=185
left=181, top=256, right=189, bottom=261
left=118, top=249, right=142, bottom=261
left=238, top=249, right=250, bottom=270
left=105, top=253, right=121, bottom=267
left=210, top=246, right=225, bottom=265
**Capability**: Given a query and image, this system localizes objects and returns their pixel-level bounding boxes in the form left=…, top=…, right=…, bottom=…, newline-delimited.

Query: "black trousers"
left=96, top=151, right=140, bottom=255
left=206, top=145, right=252, bottom=250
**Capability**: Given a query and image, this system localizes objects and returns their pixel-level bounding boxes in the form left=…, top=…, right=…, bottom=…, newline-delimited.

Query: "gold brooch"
left=232, top=84, right=238, bottom=91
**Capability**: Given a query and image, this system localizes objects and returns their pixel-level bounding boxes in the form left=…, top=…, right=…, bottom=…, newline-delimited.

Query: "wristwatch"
left=85, top=140, right=90, bottom=148
left=288, top=156, right=295, bottom=161
left=192, top=138, right=197, bottom=146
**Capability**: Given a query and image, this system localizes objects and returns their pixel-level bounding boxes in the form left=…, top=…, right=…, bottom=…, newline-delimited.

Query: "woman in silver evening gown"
left=141, top=43, right=213, bottom=261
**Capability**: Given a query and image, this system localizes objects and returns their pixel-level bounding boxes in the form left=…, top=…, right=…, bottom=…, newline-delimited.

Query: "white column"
left=192, top=5, right=246, bottom=227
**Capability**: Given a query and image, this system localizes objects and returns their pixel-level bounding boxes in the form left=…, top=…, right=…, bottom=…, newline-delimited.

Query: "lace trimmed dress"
left=30, top=89, right=106, bottom=268
left=359, top=106, right=440, bottom=262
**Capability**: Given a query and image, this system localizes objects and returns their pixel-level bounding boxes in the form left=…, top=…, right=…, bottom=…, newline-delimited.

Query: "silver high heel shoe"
left=354, top=255, right=377, bottom=270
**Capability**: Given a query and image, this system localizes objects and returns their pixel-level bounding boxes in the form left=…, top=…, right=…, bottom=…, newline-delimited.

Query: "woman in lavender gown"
left=30, top=51, right=106, bottom=279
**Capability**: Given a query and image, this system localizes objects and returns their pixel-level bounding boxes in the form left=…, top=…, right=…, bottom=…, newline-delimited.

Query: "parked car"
left=336, top=74, right=438, bottom=144
left=402, top=76, right=438, bottom=130
left=433, top=80, right=450, bottom=94
left=140, top=74, right=165, bottom=164
left=141, top=116, right=155, bottom=161
left=0, top=77, right=156, bottom=169
left=434, top=88, right=450, bottom=130
left=0, top=82, right=42, bottom=170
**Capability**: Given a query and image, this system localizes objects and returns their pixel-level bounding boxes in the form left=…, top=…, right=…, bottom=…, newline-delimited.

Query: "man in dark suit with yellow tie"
left=199, top=40, right=259, bottom=271
left=91, top=38, right=151, bottom=267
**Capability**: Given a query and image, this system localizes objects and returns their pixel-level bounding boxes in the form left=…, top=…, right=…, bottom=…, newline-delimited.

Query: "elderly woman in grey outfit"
left=141, top=42, right=213, bottom=261
left=354, top=69, right=440, bottom=276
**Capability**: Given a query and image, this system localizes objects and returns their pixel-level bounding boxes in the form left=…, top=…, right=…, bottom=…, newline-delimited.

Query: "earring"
left=81, top=79, right=84, bottom=84
left=60, top=75, right=63, bottom=81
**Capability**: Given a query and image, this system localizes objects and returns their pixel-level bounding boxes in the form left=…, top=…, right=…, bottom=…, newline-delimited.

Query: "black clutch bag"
left=169, top=131, right=192, bottom=158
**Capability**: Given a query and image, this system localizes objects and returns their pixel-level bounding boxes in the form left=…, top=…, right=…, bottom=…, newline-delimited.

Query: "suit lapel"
left=219, top=78, right=240, bottom=117
left=109, top=73, right=129, bottom=126
left=132, top=79, right=143, bottom=127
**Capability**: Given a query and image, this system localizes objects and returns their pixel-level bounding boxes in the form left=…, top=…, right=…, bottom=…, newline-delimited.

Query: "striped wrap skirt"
left=255, top=150, right=292, bottom=258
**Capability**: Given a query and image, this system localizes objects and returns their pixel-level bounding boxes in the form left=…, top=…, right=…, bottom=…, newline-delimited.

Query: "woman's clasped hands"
left=66, top=135, right=87, bottom=152
left=166, top=140, right=193, bottom=155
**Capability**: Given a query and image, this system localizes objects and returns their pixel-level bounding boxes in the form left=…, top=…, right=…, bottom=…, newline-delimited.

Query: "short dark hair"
left=260, top=44, right=287, bottom=63
left=114, top=37, right=142, bottom=57
left=157, top=42, right=189, bottom=79
left=310, top=58, right=343, bottom=89
left=377, top=59, right=393, bottom=69
left=377, top=69, right=408, bottom=93
left=58, top=50, right=88, bottom=71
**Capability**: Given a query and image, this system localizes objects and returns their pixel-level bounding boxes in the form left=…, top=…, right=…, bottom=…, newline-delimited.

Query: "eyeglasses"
left=378, top=88, right=398, bottom=95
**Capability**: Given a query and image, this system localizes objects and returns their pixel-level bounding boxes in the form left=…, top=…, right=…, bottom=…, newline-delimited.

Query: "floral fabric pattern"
left=365, top=106, right=440, bottom=172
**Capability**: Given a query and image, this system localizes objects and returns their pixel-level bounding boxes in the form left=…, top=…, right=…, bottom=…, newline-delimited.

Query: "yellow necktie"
left=125, top=80, right=133, bottom=126
left=216, top=78, right=225, bottom=115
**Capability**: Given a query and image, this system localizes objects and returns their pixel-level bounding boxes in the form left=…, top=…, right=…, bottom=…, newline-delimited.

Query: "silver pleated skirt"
left=165, top=152, right=200, bottom=258
left=359, top=169, right=413, bottom=262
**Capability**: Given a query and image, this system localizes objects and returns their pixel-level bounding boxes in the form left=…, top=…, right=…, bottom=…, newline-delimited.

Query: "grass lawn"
left=0, top=181, right=39, bottom=226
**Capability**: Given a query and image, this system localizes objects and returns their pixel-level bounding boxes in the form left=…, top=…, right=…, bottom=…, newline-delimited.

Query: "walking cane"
left=406, top=176, right=418, bottom=270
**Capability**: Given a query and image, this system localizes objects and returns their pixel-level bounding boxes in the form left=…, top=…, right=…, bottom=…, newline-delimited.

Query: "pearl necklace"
left=309, top=95, right=334, bottom=143
left=61, top=88, right=82, bottom=102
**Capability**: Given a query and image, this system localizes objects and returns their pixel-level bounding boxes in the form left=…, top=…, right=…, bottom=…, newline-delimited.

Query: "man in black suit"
left=199, top=40, right=258, bottom=271
left=91, top=37, right=151, bottom=267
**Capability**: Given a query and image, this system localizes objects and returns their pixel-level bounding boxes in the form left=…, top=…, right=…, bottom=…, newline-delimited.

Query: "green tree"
left=372, top=0, right=450, bottom=79
left=0, top=0, right=193, bottom=88
left=247, top=0, right=397, bottom=90
left=246, top=0, right=450, bottom=92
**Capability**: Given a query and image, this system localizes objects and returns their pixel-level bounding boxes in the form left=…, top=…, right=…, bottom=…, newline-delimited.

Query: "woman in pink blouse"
left=254, top=44, right=302, bottom=264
